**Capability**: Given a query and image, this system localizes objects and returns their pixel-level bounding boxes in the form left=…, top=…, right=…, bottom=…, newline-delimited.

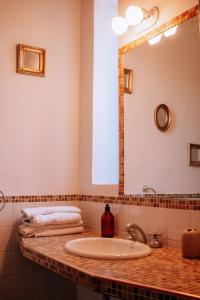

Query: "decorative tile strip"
left=118, top=52, right=125, bottom=196
left=0, top=194, right=78, bottom=203
left=94, top=278, right=191, bottom=300
left=1, top=193, right=200, bottom=210
left=79, top=194, right=200, bottom=210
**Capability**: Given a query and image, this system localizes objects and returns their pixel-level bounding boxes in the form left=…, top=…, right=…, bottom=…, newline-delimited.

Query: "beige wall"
left=119, top=0, right=198, bottom=46
left=124, top=16, right=200, bottom=194
left=0, top=0, right=81, bottom=196
left=0, top=1, right=81, bottom=299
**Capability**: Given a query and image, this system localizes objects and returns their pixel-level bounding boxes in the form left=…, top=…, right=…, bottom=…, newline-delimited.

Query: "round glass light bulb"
left=164, top=25, right=178, bottom=37
left=148, top=34, right=163, bottom=45
left=111, top=17, right=128, bottom=36
left=125, top=5, right=144, bottom=26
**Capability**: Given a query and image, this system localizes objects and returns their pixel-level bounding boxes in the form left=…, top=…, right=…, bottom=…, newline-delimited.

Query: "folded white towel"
left=18, top=221, right=83, bottom=237
left=20, top=226, right=84, bottom=237
left=24, top=212, right=81, bottom=227
left=34, top=226, right=84, bottom=237
left=21, top=206, right=81, bottom=219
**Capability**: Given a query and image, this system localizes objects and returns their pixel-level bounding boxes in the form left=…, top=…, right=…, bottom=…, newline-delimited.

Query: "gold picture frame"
left=124, top=68, right=133, bottom=94
left=16, top=44, right=46, bottom=77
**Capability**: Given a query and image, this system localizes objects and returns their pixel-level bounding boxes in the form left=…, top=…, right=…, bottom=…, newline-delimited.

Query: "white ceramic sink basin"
left=64, top=237, right=152, bottom=259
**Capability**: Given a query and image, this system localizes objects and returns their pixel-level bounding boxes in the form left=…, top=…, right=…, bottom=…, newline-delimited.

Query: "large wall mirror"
left=119, top=6, right=200, bottom=195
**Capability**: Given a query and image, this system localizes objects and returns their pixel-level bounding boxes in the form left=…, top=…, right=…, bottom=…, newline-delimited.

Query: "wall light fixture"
left=164, top=25, right=178, bottom=37
left=125, top=5, right=144, bottom=26
left=111, top=17, right=128, bottom=36
left=148, top=33, right=163, bottom=45
left=148, top=25, right=178, bottom=46
left=112, top=5, right=159, bottom=36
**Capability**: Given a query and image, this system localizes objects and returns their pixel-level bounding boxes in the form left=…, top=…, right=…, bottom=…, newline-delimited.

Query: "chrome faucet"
left=142, top=185, right=157, bottom=195
left=125, top=223, right=147, bottom=244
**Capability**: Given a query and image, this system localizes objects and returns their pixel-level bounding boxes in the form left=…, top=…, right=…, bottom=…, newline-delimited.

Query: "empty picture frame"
left=124, top=68, right=133, bottom=94
left=16, top=44, right=46, bottom=76
left=188, top=143, right=200, bottom=166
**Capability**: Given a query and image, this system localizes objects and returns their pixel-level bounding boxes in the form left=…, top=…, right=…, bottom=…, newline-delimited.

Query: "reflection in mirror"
left=188, top=144, right=200, bottom=166
left=154, top=104, right=170, bottom=132
left=124, top=68, right=133, bottom=94
left=23, top=51, right=40, bottom=71
left=122, top=9, right=200, bottom=194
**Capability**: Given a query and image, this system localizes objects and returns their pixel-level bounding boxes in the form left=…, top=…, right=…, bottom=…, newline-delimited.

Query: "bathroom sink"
left=64, top=237, right=152, bottom=259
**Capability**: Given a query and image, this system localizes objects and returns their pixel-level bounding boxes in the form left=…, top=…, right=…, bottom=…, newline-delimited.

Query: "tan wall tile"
left=79, top=201, right=104, bottom=230
left=0, top=227, right=13, bottom=251
left=128, top=205, right=146, bottom=231
left=0, top=252, right=12, bottom=275
left=191, top=211, right=200, bottom=229
left=167, top=209, right=190, bottom=241
left=0, top=203, right=12, bottom=226
left=112, top=204, right=130, bottom=233
left=146, top=207, right=167, bottom=242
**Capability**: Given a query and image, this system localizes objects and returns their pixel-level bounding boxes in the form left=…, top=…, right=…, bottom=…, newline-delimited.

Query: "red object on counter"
left=101, top=204, right=114, bottom=238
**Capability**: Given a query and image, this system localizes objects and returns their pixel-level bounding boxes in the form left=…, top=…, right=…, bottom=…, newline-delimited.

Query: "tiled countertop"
left=19, top=231, right=200, bottom=300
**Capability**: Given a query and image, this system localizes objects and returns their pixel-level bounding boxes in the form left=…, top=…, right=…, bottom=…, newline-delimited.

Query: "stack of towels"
left=18, top=206, right=84, bottom=238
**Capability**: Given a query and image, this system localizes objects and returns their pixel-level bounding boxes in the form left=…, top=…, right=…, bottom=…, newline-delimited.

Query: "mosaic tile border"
left=1, top=193, right=200, bottom=210
left=79, top=195, right=200, bottom=211
left=118, top=5, right=199, bottom=196
left=0, top=194, right=77, bottom=203
left=19, top=234, right=199, bottom=300
left=118, top=51, right=125, bottom=196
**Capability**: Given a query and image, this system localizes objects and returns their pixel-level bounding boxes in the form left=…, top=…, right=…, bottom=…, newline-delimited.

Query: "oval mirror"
left=154, top=104, right=171, bottom=132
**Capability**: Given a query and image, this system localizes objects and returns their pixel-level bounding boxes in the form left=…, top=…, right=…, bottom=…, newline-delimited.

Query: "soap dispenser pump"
left=101, top=204, right=114, bottom=238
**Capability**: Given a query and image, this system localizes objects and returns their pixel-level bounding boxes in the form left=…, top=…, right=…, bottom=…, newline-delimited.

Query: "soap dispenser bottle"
left=101, top=204, right=114, bottom=238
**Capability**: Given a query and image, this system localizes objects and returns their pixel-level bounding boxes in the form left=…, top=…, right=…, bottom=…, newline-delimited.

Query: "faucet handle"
left=148, top=232, right=163, bottom=248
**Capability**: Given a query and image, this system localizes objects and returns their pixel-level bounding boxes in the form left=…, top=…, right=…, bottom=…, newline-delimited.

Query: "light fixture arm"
left=142, top=7, right=158, bottom=19
left=134, top=7, right=159, bottom=36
